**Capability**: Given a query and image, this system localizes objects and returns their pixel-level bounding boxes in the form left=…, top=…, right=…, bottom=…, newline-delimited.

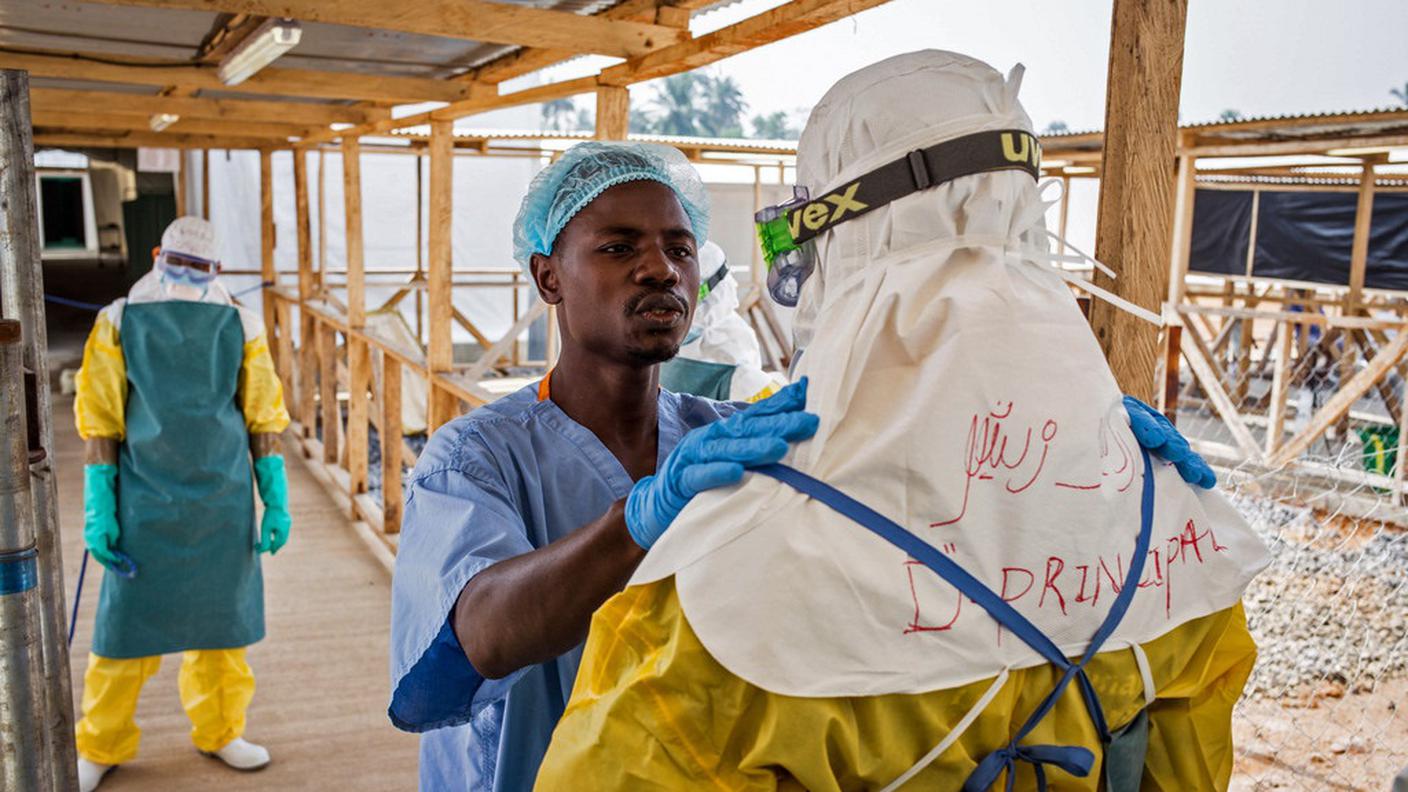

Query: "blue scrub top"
left=389, top=382, right=738, bottom=791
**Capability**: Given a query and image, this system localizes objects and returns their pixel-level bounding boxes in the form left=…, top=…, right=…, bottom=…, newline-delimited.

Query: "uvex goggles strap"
left=698, top=263, right=728, bottom=301
left=788, top=129, right=1041, bottom=246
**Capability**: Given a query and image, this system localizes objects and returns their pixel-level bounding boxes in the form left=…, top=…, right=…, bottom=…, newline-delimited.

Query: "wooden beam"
left=426, top=119, right=456, bottom=432
left=1166, top=148, right=1196, bottom=304
left=293, top=149, right=318, bottom=436
left=175, top=150, right=187, bottom=216
left=1087, top=0, right=1189, bottom=402
left=32, top=128, right=269, bottom=150
left=259, top=149, right=275, bottom=338
left=81, top=0, right=686, bottom=58
left=1345, top=160, right=1378, bottom=315
left=467, top=0, right=687, bottom=85
left=381, top=354, right=403, bottom=534
left=0, top=50, right=472, bottom=103
left=600, top=0, right=896, bottom=85
left=318, top=321, right=340, bottom=467
left=1190, top=132, right=1408, bottom=159
left=30, top=110, right=311, bottom=140
left=347, top=337, right=370, bottom=497
left=201, top=149, right=211, bottom=220
left=1180, top=320, right=1264, bottom=461
left=595, top=86, right=630, bottom=141
left=342, top=137, right=365, bottom=329
left=1270, top=329, right=1408, bottom=468
left=30, top=89, right=384, bottom=126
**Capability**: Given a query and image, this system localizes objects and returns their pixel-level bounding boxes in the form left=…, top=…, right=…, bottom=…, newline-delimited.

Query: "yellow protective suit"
left=74, top=310, right=289, bottom=441
left=72, top=298, right=287, bottom=763
left=75, top=649, right=256, bottom=763
left=535, top=578, right=1256, bottom=792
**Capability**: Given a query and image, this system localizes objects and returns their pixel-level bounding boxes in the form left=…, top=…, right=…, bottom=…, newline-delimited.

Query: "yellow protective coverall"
left=72, top=308, right=289, bottom=764
left=535, top=578, right=1257, bottom=792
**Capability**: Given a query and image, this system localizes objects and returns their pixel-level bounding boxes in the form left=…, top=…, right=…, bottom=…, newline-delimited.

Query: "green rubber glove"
left=253, top=455, right=292, bottom=555
left=83, top=464, right=123, bottom=571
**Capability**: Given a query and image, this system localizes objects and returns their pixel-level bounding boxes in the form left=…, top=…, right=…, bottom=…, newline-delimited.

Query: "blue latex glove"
left=83, top=464, right=125, bottom=572
left=626, top=378, right=820, bottom=549
left=253, top=454, right=292, bottom=555
left=1123, top=396, right=1216, bottom=489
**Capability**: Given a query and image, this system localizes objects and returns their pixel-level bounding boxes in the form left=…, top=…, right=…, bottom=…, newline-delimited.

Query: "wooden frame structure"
left=1042, top=109, right=1408, bottom=505
left=23, top=0, right=1396, bottom=535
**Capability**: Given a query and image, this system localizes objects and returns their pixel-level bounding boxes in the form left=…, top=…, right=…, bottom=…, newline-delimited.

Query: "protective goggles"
left=697, top=261, right=729, bottom=302
left=755, top=129, right=1041, bottom=306
left=156, top=249, right=221, bottom=284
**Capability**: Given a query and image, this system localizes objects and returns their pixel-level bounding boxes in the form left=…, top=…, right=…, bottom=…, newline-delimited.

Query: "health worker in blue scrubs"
left=387, top=142, right=820, bottom=790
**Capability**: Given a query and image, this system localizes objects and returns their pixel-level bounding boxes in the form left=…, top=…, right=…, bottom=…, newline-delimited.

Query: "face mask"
left=754, top=129, right=1041, bottom=306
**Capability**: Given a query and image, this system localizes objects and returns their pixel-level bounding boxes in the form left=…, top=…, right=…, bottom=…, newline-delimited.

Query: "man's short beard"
left=625, top=340, right=681, bottom=365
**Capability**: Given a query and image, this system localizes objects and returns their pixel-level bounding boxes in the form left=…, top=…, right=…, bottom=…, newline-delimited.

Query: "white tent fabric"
left=632, top=50, right=1269, bottom=698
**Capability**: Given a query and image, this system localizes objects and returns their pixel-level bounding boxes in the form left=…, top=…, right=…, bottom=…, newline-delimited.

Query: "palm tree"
left=701, top=74, right=747, bottom=138
left=1044, top=120, right=1069, bottom=135
left=651, top=74, right=702, bottom=136
left=1392, top=82, right=1408, bottom=107
left=541, top=98, right=577, bottom=131
left=751, top=111, right=797, bottom=140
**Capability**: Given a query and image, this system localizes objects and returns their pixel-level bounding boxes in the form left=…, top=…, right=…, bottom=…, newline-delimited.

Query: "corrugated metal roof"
left=386, top=126, right=797, bottom=154
left=1042, top=107, right=1408, bottom=145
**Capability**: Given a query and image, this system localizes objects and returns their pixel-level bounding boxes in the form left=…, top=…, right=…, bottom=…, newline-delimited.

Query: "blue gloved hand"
left=625, top=378, right=820, bottom=549
left=1123, top=396, right=1216, bottom=489
left=253, top=455, right=292, bottom=555
left=83, top=464, right=124, bottom=572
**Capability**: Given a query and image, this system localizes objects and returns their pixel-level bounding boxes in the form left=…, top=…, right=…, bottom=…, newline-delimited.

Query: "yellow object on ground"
left=75, top=649, right=256, bottom=765
left=74, top=311, right=289, bottom=440
left=535, top=579, right=1256, bottom=792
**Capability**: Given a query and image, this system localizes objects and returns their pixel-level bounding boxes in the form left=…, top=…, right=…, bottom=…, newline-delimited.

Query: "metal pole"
left=0, top=320, right=47, bottom=792
left=0, top=68, right=79, bottom=792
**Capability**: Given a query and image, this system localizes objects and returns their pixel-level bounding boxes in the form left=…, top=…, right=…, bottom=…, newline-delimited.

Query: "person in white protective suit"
left=535, top=51, right=1269, bottom=792
left=658, top=240, right=786, bottom=402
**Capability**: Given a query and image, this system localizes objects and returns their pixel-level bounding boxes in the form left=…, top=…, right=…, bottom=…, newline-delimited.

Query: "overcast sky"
left=679, top=0, right=1408, bottom=132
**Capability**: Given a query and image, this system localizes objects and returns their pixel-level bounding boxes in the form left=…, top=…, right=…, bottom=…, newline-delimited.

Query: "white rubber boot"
left=77, top=757, right=114, bottom=792
left=206, top=737, right=271, bottom=771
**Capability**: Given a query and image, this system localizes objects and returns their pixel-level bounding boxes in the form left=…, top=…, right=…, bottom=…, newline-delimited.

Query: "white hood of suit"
left=632, top=51, right=1268, bottom=697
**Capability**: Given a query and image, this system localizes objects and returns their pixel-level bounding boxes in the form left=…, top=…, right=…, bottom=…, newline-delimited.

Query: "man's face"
left=531, top=180, right=699, bottom=366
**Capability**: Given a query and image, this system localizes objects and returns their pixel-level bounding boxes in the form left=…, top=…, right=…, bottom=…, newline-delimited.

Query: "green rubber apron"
left=92, top=301, right=264, bottom=659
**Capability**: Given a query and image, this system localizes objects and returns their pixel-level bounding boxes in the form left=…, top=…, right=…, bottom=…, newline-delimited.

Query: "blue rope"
left=68, top=550, right=88, bottom=647
left=232, top=280, right=275, bottom=299
left=44, top=294, right=105, bottom=312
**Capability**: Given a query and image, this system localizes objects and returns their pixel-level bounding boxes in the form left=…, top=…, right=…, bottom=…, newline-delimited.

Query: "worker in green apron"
left=72, top=217, right=292, bottom=792
left=658, top=241, right=785, bottom=402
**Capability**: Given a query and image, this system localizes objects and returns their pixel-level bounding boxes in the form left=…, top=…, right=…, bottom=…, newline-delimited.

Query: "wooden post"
left=1397, top=369, right=1408, bottom=506
left=258, top=149, right=276, bottom=342
left=1057, top=174, right=1072, bottom=257
left=200, top=149, right=210, bottom=221
left=1345, top=159, right=1377, bottom=316
left=1166, top=148, right=1195, bottom=304
left=381, top=354, right=404, bottom=533
left=343, top=137, right=365, bottom=329
left=318, top=321, right=340, bottom=466
left=294, top=148, right=317, bottom=437
left=752, top=164, right=765, bottom=288
left=1265, top=318, right=1295, bottom=456
left=316, top=149, right=327, bottom=294
left=427, top=119, right=456, bottom=431
left=595, top=85, right=629, bottom=141
left=343, top=136, right=368, bottom=496
left=1087, top=0, right=1189, bottom=402
left=1160, top=323, right=1182, bottom=419
left=1244, top=190, right=1261, bottom=278
left=175, top=150, right=187, bottom=216
left=415, top=153, right=425, bottom=345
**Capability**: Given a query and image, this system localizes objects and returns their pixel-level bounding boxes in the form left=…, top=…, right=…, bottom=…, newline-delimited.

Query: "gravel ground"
left=1231, top=492, right=1408, bottom=699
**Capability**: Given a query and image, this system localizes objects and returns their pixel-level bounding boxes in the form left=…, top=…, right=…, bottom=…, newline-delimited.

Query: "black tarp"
left=1189, top=188, right=1408, bottom=290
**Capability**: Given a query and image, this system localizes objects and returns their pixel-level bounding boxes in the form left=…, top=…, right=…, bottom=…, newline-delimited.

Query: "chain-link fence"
left=1170, top=285, right=1408, bottom=790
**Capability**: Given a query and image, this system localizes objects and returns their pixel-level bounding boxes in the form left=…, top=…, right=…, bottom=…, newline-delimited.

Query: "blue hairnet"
left=512, top=142, right=710, bottom=267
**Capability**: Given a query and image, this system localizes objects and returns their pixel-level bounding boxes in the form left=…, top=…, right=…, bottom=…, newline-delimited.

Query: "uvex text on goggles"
left=755, top=129, right=1041, bottom=306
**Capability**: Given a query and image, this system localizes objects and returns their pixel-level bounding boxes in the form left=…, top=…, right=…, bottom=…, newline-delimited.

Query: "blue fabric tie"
left=754, top=447, right=1156, bottom=791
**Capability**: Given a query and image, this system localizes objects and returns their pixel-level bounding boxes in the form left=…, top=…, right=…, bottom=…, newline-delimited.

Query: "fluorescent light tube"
left=149, top=113, right=180, bottom=132
left=219, top=19, right=301, bottom=86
